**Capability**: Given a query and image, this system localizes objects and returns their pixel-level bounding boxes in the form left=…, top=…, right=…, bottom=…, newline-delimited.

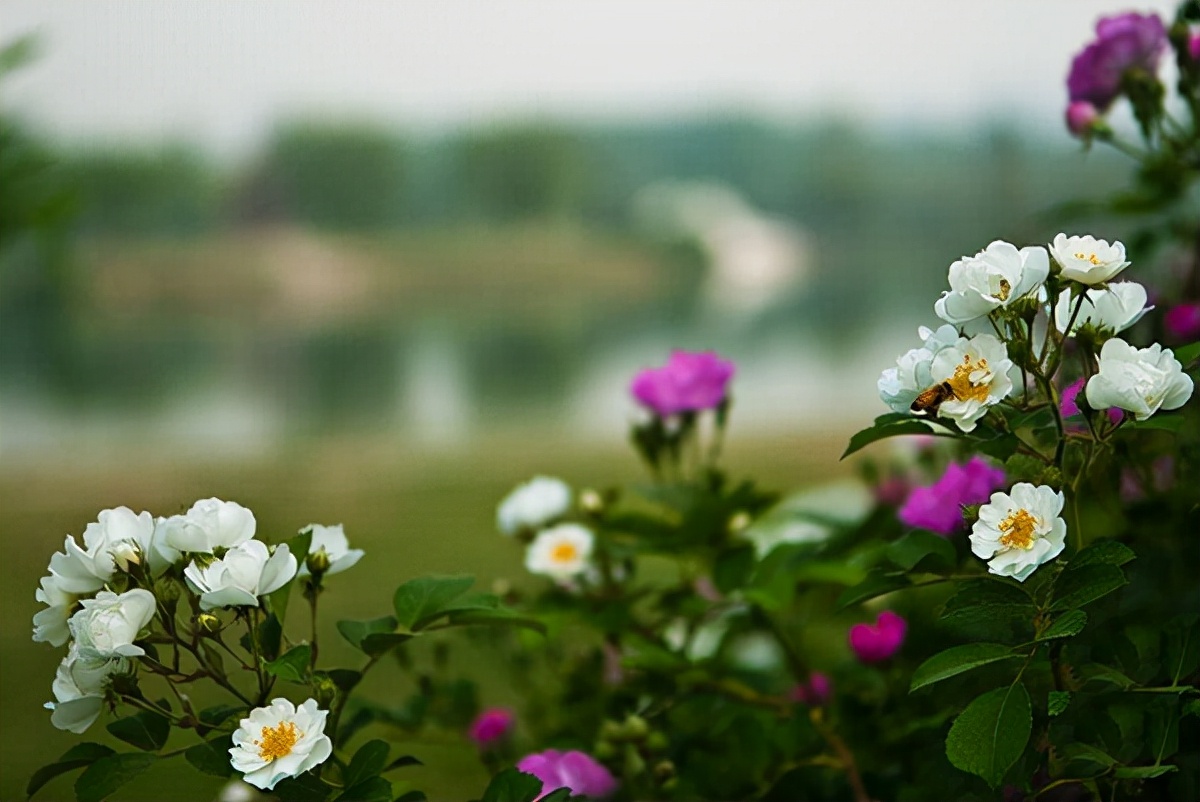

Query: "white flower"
left=525, top=523, right=594, bottom=581
left=160, top=498, right=256, bottom=554
left=185, top=541, right=297, bottom=611
left=46, top=643, right=129, bottom=733
left=1055, top=282, right=1151, bottom=337
left=1085, top=339, right=1194, bottom=421
left=33, top=574, right=78, bottom=647
left=878, top=325, right=959, bottom=413
left=229, top=698, right=332, bottom=791
left=45, top=507, right=158, bottom=595
left=297, top=524, right=363, bottom=576
left=496, top=476, right=572, bottom=535
left=928, top=333, right=1014, bottom=432
left=969, top=483, right=1067, bottom=582
left=1050, top=233, right=1130, bottom=286
left=69, top=588, right=157, bottom=659
left=934, top=241, right=1049, bottom=325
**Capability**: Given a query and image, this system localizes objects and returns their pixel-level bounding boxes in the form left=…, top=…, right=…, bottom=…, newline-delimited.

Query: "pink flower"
left=1067, top=12, right=1167, bottom=109
left=1066, top=100, right=1100, bottom=137
left=1190, top=33, right=1200, bottom=62
left=1061, top=377, right=1124, bottom=424
left=789, top=671, right=832, bottom=706
left=1165, top=303, right=1200, bottom=342
left=517, top=749, right=618, bottom=800
left=898, top=457, right=1005, bottom=536
left=469, top=708, right=515, bottom=747
left=849, top=610, right=907, bottom=664
left=630, top=350, right=735, bottom=416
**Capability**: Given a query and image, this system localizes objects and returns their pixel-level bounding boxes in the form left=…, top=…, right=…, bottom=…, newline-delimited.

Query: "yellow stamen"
left=1073, top=252, right=1101, bottom=265
left=944, top=354, right=991, bottom=403
left=551, top=542, right=578, bottom=563
left=999, top=508, right=1038, bottom=550
left=996, top=279, right=1011, bottom=301
left=256, top=721, right=300, bottom=762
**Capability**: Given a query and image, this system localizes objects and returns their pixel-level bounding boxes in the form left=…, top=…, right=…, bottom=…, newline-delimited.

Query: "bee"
left=910, top=381, right=953, bottom=415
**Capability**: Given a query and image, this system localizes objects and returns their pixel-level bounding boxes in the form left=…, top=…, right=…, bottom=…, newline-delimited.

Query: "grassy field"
left=1, top=430, right=849, bottom=801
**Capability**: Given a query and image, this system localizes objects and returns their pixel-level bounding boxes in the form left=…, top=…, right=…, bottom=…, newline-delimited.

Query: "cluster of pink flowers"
left=1065, top=11, right=1167, bottom=135
left=898, top=456, right=1006, bottom=536
left=630, top=350, right=735, bottom=417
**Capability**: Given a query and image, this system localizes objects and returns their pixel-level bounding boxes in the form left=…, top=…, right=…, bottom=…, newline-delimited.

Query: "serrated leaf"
left=74, top=753, right=158, bottom=802
left=1048, top=691, right=1071, bottom=717
left=1051, top=564, right=1127, bottom=611
left=1113, top=765, right=1178, bottom=779
left=1078, top=664, right=1135, bottom=690
left=910, top=643, right=1020, bottom=692
left=105, top=710, right=170, bottom=752
left=836, top=572, right=911, bottom=609
left=344, top=740, right=389, bottom=789
left=184, top=736, right=233, bottom=778
left=337, top=616, right=398, bottom=651
left=842, top=417, right=944, bottom=459
left=265, top=644, right=312, bottom=682
left=945, top=683, right=1032, bottom=788
left=26, top=743, right=114, bottom=799
left=1038, top=610, right=1088, bottom=641
left=393, top=575, right=475, bottom=630
left=887, top=530, right=956, bottom=572
left=480, top=768, right=546, bottom=802
left=1057, top=743, right=1116, bottom=776
left=1069, top=541, right=1136, bottom=569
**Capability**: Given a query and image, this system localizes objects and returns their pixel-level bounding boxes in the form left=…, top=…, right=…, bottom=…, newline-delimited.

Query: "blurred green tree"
left=456, top=124, right=591, bottom=220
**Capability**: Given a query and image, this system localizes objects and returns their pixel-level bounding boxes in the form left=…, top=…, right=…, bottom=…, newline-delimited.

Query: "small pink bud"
left=849, top=610, right=907, bottom=664
left=468, top=707, right=515, bottom=747
left=1189, top=33, right=1200, bottom=62
left=1164, top=303, right=1200, bottom=342
left=789, top=671, right=832, bottom=706
left=1066, top=101, right=1100, bottom=137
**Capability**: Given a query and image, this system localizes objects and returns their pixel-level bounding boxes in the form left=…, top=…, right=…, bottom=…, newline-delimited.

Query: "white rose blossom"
left=160, top=498, right=257, bottom=554
left=1085, top=339, right=1194, bottom=421
left=229, top=698, right=333, bottom=791
left=525, top=523, right=594, bottom=581
left=69, top=588, right=158, bottom=659
left=970, top=483, right=1067, bottom=582
left=185, top=540, right=297, bottom=611
left=45, top=644, right=129, bottom=733
left=33, top=574, right=78, bottom=647
left=877, top=325, right=959, bottom=414
left=934, top=240, right=1049, bottom=325
left=297, top=524, right=363, bottom=576
left=1049, top=233, right=1130, bottom=286
left=1054, top=282, right=1151, bottom=338
left=45, top=507, right=159, bottom=596
left=496, top=476, right=572, bottom=535
left=928, top=333, right=1014, bottom=433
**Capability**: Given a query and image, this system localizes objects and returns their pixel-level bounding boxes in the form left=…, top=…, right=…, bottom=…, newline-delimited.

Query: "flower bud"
left=653, top=760, right=676, bottom=783
left=195, top=612, right=222, bottom=635
left=155, top=577, right=182, bottom=605
left=305, top=548, right=332, bottom=578
left=314, top=674, right=338, bottom=708
left=621, top=714, right=649, bottom=741
left=1065, top=100, right=1100, bottom=138
left=727, top=511, right=752, bottom=535
left=580, top=489, right=604, bottom=515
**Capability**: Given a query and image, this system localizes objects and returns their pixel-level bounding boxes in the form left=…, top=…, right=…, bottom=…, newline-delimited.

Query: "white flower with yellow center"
left=525, top=523, right=594, bottom=581
left=229, top=698, right=332, bottom=791
left=1049, top=233, right=1130, bottom=286
left=1054, top=282, right=1151, bottom=338
left=297, top=524, right=363, bottom=577
left=184, top=540, right=297, bottom=611
left=928, top=333, right=1014, bottom=432
left=969, top=483, right=1066, bottom=582
left=878, top=324, right=959, bottom=413
left=934, top=240, right=1049, bottom=325
left=497, top=476, right=572, bottom=535
left=69, top=588, right=157, bottom=659
left=1085, top=339, right=1194, bottom=421
left=45, top=643, right=129, bottom=734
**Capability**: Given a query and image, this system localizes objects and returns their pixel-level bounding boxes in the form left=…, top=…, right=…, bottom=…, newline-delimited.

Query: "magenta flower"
left=517, top=749, right=618, bottom=800
left=849, top=611, right=907, bottom=664
left=1190, top=33, right=1200, bottom=62
left=1061, top=377, right=1124, bottom=424
left=1165, top=303, right=1200, bottom=342
left=898, top=457, right=1005, bottom=536
left=789, top=671, right=832, bottom=706
left=1067, top=12, right=1167, bottom=109
left=630, top=350, right=735, bottom=416
left=1065, top=100, right=1100, bottom=137
left=469, top=707, right=515, bottom=748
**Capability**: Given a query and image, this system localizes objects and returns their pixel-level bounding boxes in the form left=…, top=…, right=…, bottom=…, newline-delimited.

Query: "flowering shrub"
left=25, top=3, right=1200, bottom=801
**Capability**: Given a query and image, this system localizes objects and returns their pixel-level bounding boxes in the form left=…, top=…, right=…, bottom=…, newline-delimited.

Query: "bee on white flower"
left=878, top=325, right=959, bottom=414
left=969, top=483, right=1067, bottom=582
left=934, top=240, right=1050, bottom=325
left=525, top=524, right=594, bottom=582
left=184, top=540, right=297, bottom=611
left=1054, top=282, right=1151, bottom=338
left=229, top=698, right=332, bottom=791
left=1049, top=233, right=1130, bottom=286
left=927, top=333, right=1014, bottom=433
left=496, top=476, right=572, bottom=536
left=1085, top=339, right=1194, bottom=421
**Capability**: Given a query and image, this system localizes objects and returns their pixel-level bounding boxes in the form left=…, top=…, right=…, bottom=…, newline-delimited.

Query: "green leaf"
left=393, top=575, right=475, bottom=630
left=105, top=710, right=170, bottom=752
left=1126, top=414, right=1186, bottom=432
left=910, top=643, right=1020, bottom=692
left=842, top=417, right=944, bottom=459
left=258, top=613, right=284, bottom=662
left=327, top=669, right=362, bottom=692
left=480, top=768, right=546, bottom=802
left=344, top=740, right=389, bottom=789
left=442, top=607, right=547, bottom=635
left=1051, top=564, right=1128, bottom=611
left=337, top=616, right=398, bottom=651
left=198, top=704, right=243, bottom=729
left=274, top=772, right=333, bottom=802
left=1113, top=765, right=1178, bottom=779
left=385, top=755, right=423, bottom=771
left=1038, top=610, right=1088, bottom=641
left=267, top=529, right=312, bottom=622
left=1070, top=541, right=1136, bottom=569
left=836, top=572, right=911, bottom=609
left=1078, top=664, right=1136, bottom=690
left=1173, top=340, right=1200, bottom=365
left=713, top=545, right=756, bottom=594
left=1165, top=615, right=1200, bottom=685
left=265, top=644, right=313, bottom=682
left=360, top=632, right=414, bottom=656
left=27, top=744, right=114, bottom=799
left=945, top=683, right=1032, bottom=788
left=394, top=792, right=428, bottom=802
left=336, top=776, right=392, bottom=802
left=184, top=736, right=233, bottom=778
left=1048, top=691, right=1071, bottom=717
left=74, top=753, right=158, bottom=802
left=887, top=530, right=956, bottom=572
left=1057, top=743, right=1116, bottom=776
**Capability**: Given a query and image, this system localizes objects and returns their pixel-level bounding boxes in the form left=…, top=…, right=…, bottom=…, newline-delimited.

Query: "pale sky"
left=0, top=1, right=1179, bottom=155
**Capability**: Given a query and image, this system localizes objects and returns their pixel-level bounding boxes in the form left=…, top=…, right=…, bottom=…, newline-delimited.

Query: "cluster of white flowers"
left=496, top=477, right=596, bottom=582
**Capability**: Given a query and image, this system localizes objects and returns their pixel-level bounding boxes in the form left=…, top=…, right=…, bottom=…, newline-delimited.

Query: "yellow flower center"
left=999, top=508, right=1038, bottom=550
left=551, top=542, right=578, bottom=563
left=945, top=355, right=991, bottom=403
left=1073, top=251, right=1101, bottom=265
left=996, top=279, right=1011, bottom=301
left=256, top=721, right=300, bottom=762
